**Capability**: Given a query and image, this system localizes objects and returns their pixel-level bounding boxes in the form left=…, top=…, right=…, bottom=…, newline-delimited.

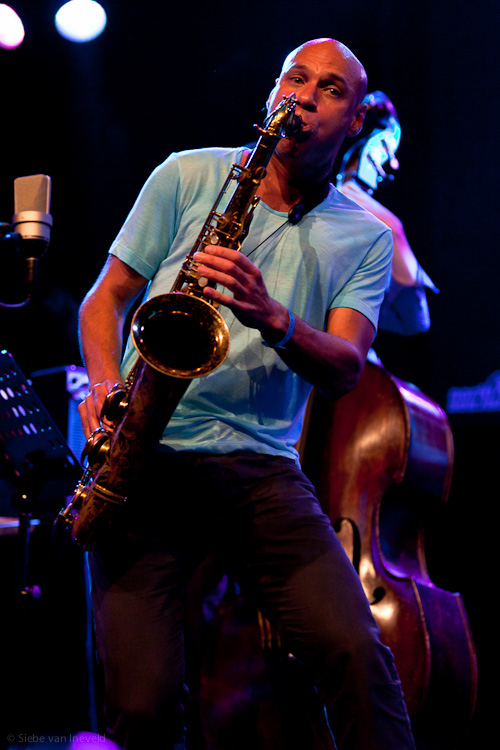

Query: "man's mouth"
left=285, top=113, right=311, bottom=142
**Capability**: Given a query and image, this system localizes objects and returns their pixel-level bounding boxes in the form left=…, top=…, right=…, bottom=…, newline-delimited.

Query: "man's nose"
left=296, top=82, right=317, bottom=111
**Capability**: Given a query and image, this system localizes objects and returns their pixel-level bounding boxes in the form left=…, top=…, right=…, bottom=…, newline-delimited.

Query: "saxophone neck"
left=250, top=94, right=299, bottom=169
left=260, top=93, right=299, bottom=139
left=170, top=94, right=298, bottom=298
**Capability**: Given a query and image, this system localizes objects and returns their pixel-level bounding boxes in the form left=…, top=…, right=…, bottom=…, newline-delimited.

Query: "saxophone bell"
left=131, top=291, right=230, bottom=379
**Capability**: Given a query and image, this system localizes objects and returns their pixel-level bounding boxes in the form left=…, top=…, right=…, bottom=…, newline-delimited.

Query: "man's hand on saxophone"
left=194, top=243, right=374, bottom=401
left=78, top=379, right=122, bottom=439
left=194, top=245, right=288, bottom=334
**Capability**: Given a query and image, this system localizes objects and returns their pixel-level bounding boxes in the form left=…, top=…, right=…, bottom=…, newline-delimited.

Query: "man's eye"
left=326, top=87, right=341, bottom=96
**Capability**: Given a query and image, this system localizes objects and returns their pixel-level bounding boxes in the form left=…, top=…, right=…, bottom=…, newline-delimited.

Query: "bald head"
left=280, top=38, right=368, bottom=105
left=266, top=37, right=370, bottom=175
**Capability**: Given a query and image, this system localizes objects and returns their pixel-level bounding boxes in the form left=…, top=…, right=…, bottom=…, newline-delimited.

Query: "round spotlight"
left=0, top=4, right=25, bottom=49
left=55, top=0, right=107, bottom=43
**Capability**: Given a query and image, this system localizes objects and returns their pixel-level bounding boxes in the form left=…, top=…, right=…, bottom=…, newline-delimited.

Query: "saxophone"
left=56, top=94, right=298, bottom=550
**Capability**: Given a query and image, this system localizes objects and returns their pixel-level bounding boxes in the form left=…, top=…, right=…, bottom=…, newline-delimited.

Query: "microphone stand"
left=1, top=176, right=100, bottom=734
left=0, top=210, right=51, bottom=602
left=1, top=213, right=51, bottom=602
left=1, top=189, right=53, bottom=597
left=0, top=222, right=48, bottom=308
left=16, top=493, right=42, bottom=605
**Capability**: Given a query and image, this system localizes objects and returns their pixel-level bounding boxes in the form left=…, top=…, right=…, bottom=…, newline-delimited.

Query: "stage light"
left=55, top=0, right=107, bottom=43
left=0, top=4, right=25, bottom=49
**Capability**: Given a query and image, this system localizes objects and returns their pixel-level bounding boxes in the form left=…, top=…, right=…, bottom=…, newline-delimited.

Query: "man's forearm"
left=262, top=310, right=366, bottom=400
left=76, top=256, right=149, bottom=436
left=79, top=291, right=126, bottom=388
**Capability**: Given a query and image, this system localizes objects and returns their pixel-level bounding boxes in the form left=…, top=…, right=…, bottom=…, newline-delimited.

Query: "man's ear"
left=347, top=103, right=367, bottom=138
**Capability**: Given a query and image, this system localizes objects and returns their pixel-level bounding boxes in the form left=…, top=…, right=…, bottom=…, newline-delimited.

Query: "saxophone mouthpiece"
left=285, top=112, right=304, bottom=139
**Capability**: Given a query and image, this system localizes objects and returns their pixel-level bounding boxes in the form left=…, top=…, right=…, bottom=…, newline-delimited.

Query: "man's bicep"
left=326, top=307, right=375, bottom=362
left=91, top=255, right=149, bottom=311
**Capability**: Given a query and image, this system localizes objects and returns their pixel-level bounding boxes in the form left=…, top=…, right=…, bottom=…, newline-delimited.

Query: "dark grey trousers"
left=89, top=451, right=415, bottom=750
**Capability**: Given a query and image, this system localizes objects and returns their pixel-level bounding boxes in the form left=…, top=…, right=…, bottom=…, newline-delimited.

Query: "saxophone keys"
left=81, top=427, right=111, bottom=468
left=102, top=384, right=129, bottom=423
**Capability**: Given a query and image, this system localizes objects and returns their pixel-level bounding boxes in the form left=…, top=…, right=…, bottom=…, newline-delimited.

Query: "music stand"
left=0, top=349, right=81, bottom=601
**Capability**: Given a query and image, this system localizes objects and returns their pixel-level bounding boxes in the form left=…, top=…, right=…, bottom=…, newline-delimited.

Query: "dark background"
left=0, top=0, right=496, bottom=746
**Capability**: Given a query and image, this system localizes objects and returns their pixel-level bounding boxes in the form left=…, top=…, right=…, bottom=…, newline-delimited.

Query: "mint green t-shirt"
left=110, top=147, right=393, bottom=464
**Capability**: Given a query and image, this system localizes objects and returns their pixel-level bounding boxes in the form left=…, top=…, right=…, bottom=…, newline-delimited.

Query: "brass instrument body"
left=57, top=94, right=298, bottom=550
left=57, top=364, right=190, bottom=549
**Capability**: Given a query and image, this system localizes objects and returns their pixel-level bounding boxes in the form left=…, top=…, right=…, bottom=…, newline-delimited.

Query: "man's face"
left=267, top=41, right=367, bottom=172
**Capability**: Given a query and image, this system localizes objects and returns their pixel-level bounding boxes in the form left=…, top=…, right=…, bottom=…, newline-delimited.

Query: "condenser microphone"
left=12, top=174, right=52, bottom=245
left=12, top=174, right=52, bottom=298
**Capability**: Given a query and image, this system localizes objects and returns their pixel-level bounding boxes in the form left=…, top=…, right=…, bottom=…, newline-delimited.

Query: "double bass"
left=300, top=361, right=478, bottom=748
